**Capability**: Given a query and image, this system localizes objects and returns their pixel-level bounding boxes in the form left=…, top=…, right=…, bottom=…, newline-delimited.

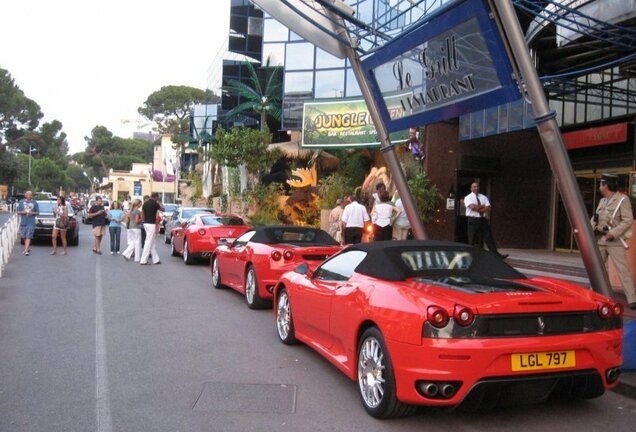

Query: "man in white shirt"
left=463, top=182, right=508, bottom=259
left=341, top=195, right=370, bottom=244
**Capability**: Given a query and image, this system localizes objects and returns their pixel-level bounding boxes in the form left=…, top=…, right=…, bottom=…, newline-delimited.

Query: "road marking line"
left=96, top=259, right=113, bottom=432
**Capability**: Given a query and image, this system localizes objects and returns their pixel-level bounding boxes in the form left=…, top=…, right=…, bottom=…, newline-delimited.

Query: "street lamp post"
left=28, top=144, right=36, bottom=185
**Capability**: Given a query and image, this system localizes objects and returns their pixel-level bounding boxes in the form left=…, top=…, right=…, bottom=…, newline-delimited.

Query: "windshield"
left=182, top=208, right=214, bottom=219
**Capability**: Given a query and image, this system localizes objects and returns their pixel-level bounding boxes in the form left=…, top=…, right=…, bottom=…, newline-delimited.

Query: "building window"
left=285, top=42, right=315, bottom=71
left=264, top=18, right=288, bottom=42
left=314, top=70, right=345, bottom=98
left=263, top=43, right=285, bottom=67
left=346, top=68, right=362, bottom=97
left=284, top=71, right=314, bottom=97
left=316, top=48, right=345, bottom=69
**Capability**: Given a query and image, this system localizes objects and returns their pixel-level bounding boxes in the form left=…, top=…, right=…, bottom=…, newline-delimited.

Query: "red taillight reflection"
left=283, top=250, right=294, bottom=260
left=427, top=305, right=449, bottom=328
left=271, top=251, right=282, bottom=261
left=453, top=304, right=475, bottom=326
left=597, top=302, right=612, bottom=320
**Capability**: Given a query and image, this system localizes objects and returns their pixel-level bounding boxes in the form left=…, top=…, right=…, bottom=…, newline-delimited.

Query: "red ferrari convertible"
left=170, top=213, right=251, bottom=265
left=211, top=226, right=342, bottom=309
left=273, top=240, right=624, bottom=418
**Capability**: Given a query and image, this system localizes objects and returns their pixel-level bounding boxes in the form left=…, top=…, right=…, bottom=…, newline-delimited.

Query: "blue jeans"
left=109, top=226, right=121, bottom=252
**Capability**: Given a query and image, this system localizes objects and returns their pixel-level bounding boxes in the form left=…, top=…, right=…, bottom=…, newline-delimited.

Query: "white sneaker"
left=110, top=252, right=114, bottom=255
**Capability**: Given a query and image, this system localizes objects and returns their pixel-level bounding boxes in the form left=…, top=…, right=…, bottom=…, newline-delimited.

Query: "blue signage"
left=134, top=181, right=142, bottom=196
left=361, top=0, right=519, bottom=132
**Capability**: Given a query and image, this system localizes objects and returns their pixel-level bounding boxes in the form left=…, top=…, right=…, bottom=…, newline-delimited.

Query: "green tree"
left=210, top=127, right=279, bottom=174
left=0, top=67, right=43, bottom=142
left=222, top=60, right=282, bottom=132
left=0, top=145, right=19, bottom=185
left=82, top=126, right=152, bottom=178
left=407, top=173, right=442, bottom=222
left=65, top=164, right=92, bottom=193
left=31, top=157, right=68, bottom=193
left=137, top=85, right=207, bottom=139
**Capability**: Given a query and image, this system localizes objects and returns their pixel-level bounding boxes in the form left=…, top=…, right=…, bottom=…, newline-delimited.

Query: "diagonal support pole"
left=492, top=0, right=612, bottom=297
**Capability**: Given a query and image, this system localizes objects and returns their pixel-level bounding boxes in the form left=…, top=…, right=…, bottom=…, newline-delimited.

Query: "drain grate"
left=193, top=382, right=297, bottom=413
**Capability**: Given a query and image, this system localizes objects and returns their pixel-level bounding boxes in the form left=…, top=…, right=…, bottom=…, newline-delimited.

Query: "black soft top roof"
left=248, top=225, right=339, bottom=245
left=346, top=240, right=525, bottom=281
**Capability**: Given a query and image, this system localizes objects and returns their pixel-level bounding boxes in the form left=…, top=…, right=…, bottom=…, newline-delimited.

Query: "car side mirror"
left=295, top=263, right=311, bottom=277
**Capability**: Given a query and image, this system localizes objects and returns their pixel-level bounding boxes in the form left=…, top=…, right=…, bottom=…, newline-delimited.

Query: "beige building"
left=98, top=135, right=179, bottom=203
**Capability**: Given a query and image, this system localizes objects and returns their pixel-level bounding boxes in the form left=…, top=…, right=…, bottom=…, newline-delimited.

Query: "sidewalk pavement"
left=501, top=248, right=636, bottom=400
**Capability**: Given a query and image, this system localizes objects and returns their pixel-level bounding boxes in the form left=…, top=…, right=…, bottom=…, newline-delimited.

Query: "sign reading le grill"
left=361, top=0, right=519, bottom=132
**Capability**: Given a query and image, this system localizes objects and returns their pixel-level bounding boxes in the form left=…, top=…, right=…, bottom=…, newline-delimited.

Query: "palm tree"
left=222, top=59, right=282, bottom=132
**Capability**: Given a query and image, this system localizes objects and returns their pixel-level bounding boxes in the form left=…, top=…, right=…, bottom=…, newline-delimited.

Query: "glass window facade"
left=314, top=70, right=345, bottom=98
left=285, top=42, right=314, bottom=71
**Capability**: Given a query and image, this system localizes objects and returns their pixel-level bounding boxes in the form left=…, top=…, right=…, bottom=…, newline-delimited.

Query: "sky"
left=0, top=0, right=231, bottom=154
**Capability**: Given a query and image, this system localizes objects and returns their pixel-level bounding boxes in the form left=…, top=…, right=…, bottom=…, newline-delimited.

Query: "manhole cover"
left=194, top=382, right=297, bottom=413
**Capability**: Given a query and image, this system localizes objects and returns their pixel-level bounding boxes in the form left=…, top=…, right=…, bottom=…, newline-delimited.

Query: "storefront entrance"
left=554, top=170, right=631, bottom=252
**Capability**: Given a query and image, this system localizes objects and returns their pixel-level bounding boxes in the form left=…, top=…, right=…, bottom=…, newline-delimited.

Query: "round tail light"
left=283, top=250, right=294, bottom=260
left=198, top=229, right=206, bottom=236
left=597, top=302, right=612, bottom=320
left=427, top=305, right=449, bottom=328
left=271, top=251, right=282, bottom=261
left=453, top=305, right=475, bottom=326
left=612, top=303, right=624, bottom=317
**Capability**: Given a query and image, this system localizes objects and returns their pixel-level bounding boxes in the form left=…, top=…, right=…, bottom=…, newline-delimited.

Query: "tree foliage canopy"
left=210, top=127, right=280, bottom=177
left=138, top=85, right=207, bottom=140
left=82, top=126, right=153, bottom=178
left=0, top=67, right=43, bottom=142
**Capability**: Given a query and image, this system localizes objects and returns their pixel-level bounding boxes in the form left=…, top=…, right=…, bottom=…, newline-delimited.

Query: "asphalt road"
left=1, top=221, right=636, bottom=432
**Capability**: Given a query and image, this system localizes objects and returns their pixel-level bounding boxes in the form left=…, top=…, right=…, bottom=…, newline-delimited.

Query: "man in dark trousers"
left=463, top=182, right=508, bottom=259
left=139, top=192, right=164, bottom=265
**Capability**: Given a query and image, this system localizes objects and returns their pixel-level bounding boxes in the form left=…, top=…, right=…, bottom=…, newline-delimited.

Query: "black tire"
left=164, top=231, right=171, bottom=244
left=170, top=239, right=179, bottom=256
left=275, top=287, right=297, bottom=345
left=245, top=265, right=268, bottom=309
left=183, top=239, right=195, bottom=265
left=69, top=234, right=79, bottom=246
left=20, top=238, right=25, bottom=245
left=211, top=256, right=224, bottom=289
left=357, top=327, right=416, bottom=418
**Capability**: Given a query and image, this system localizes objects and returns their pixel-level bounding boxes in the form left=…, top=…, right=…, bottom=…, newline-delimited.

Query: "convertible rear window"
left=400, top=250, right=473, bottom=271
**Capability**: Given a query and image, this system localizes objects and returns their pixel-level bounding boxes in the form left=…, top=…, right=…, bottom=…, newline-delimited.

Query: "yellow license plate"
left=511, top=350, right=576, bottom=372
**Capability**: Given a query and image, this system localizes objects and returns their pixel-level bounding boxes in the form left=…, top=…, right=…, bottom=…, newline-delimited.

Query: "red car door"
left=294, top=276, right=338, bottom=350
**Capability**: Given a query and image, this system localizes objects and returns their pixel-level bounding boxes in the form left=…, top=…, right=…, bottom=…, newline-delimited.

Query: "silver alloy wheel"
left=212, top=257, right=220, bottom=287
left=276, top=291, right=291, bottom=340
left=245, top=267, right=256, bottom=304
left=183, top=239, right=189, bottom=262
left=358, top=336, right=386, bottom=409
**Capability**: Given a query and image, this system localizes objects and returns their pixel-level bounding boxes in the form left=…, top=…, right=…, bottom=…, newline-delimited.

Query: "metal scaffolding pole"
left=492, top=0, right=612, bottom=297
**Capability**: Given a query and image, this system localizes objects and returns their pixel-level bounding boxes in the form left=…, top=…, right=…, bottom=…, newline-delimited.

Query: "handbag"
left=55, top=216, right=69, bottom=229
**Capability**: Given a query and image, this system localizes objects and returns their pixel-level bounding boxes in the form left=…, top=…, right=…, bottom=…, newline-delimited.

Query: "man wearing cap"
left=592, top=173, right=636, bottom=309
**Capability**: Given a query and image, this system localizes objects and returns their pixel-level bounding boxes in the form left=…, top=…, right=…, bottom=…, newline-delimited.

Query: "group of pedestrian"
left=15, top=190, right=165, bottom=266
left=88, top=192, right=164, bottom=265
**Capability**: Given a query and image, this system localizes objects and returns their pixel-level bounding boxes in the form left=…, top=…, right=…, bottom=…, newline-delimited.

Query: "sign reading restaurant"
left=302, top=97, right=408, bottom=148
left=361, top=0, right=519, bottom=132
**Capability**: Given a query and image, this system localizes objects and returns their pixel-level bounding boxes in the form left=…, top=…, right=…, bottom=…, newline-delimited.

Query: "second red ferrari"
left=211, top=226, right=342, bottom=309
left=170, top=213, right=251, bottom=265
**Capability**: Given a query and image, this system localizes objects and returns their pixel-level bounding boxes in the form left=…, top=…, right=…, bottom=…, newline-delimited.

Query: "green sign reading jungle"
left=301, top=97, right=408, bottom=148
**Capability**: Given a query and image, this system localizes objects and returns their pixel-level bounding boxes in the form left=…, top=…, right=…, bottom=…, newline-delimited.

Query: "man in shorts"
left=88, top=196, right=108, bottom=255
left=16, top=191, right=39, bottom=255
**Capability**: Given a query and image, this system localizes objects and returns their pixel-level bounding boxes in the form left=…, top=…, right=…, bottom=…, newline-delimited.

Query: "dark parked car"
left=159, top=203, right=179, bottom=234
left=163, top=207, right=215, bottom=244
left=29, top=200, right=80, bottom=246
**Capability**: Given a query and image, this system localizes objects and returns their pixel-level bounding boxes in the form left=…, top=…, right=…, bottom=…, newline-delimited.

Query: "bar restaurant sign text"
left=302, top=97, right=408, bottom=149
left=361, top=0, right=519, bottom=133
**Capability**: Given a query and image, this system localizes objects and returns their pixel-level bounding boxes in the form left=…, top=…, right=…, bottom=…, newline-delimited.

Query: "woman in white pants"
left=122, top=199, right=142, bottom=262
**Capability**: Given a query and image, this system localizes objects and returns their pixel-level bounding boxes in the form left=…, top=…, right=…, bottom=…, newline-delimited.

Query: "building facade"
left=251, top=0, right=636, bottom=252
